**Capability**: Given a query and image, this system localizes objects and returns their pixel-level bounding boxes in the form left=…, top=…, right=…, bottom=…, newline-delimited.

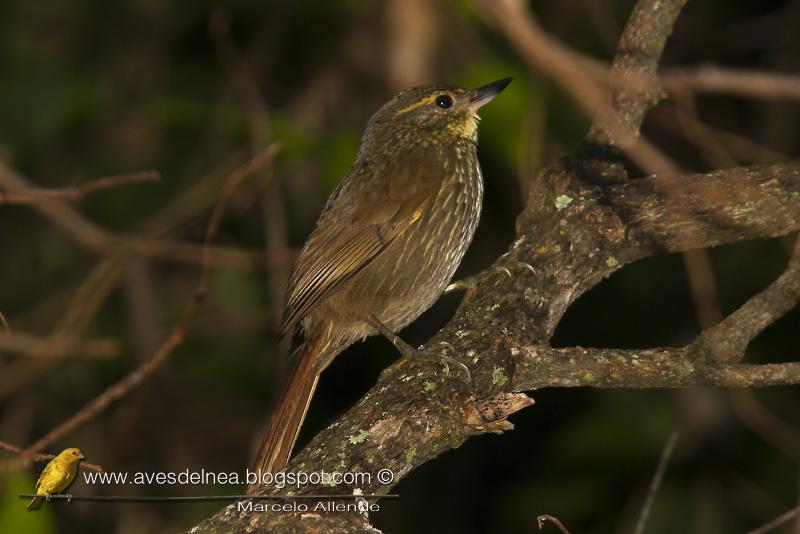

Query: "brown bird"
left=249, top=78, right=511, bottom=492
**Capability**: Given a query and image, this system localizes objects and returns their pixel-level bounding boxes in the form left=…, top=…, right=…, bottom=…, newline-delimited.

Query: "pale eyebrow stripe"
left=394, top=94, right=438, bottom=117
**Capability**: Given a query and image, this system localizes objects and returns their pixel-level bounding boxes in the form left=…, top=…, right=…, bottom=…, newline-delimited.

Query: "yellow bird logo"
left=27, top=447, right=86, bottom=511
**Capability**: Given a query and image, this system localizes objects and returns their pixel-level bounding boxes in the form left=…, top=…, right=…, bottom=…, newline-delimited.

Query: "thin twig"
left=681, top=248, right=725, bottom=330
left=0, top=310, right=10, bottom=334
left=633, top=431, right=679, bottom=534
left=0, top=159, right=267, bottom=266
left=537, top=514, right=573, bottom=534
left=745, top=505, right=800, bottom=534
left=661, top=66, right=800, bottom=102
left=0, top=333, right=117, bottom=359
left=0, top=162, right=111, bottom=249
left=0, top=170, right=160, bottom=205
left=5, top=144, right=281, bottom=469
left=0, top=258, right=123, bottom=399
left=795, top=464, right=800, bottom=534
left=0, top=439, right=103, bottom=472
left=730, top=390, right=800, bottom=457
left=209, top=11, right=294, bottom=401
left=652, top=102, right=786, bottom=165
left=128, top=238, right=284, bottom=270
left=0, top=144, right=284, bottom=394
left=579, top=59, right=800, bottom=105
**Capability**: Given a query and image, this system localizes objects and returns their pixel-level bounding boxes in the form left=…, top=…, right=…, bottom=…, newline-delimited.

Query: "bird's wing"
left=280, top=199, right=426, bottom=336
left=281, top=162, right=443, bottom=336
left=35, top=459, right=77, bottom=494
left=35, top=460, right=61, bottom=493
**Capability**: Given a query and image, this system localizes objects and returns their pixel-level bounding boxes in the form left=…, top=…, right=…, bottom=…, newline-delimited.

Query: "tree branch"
left=699, top=237, right=800, bottom=362
left=188, top=0, right=800, bottom=531
left=515, top=346, right=800, bottom=389
left=608, top=163, right=800, bottom=258
left=191, top=336, right=800, bottom=533
left=586, top=0, right=686, bottom=144
left=188, top=157, right=800, bottom=534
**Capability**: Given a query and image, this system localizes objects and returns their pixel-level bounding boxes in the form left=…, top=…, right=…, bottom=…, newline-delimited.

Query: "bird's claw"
left=438, top=341, right=471, bottom=380
left=44, top=493, right=52, bottom=502
left=402, top=342, right=471, bottom=382
left=369, top=315, right=470, bottom=382
left=444, top=275, right=479, bottom=294
left=66, top=494, right=74, bottom=503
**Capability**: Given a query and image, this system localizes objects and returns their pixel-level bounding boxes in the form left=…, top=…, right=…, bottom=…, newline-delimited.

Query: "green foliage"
left=0, top=471, right=54, bottom=534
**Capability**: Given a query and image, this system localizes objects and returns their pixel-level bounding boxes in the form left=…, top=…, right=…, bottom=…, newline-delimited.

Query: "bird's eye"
left=435, top=95, right=453, bottom=109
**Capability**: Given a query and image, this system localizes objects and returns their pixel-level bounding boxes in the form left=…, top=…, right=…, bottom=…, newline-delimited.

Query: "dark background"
left=1, top=0, right=799, bottom=532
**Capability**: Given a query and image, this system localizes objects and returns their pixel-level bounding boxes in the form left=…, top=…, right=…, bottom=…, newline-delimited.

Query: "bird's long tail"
left=27, top=495, right=43, bottom=511
left=247, top=338, right=324, bottom=494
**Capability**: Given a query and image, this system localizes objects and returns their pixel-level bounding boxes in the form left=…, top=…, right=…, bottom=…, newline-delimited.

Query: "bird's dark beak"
left=469, top=77, right=512, bottom=111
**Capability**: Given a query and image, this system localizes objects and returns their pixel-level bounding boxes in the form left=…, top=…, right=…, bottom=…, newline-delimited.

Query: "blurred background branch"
left=0, top=170, right=160, bottom=205
left=3, top=143, right=280, bottom=473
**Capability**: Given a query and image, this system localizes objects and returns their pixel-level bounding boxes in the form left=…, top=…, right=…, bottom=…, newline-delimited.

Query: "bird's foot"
left=66, top=494, right=74, bottom=503
left=369, top=316, right=470, bottom=380
left=404, top=342, right=471, bottom=381
left=44, top=493, right=52, bottom=502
